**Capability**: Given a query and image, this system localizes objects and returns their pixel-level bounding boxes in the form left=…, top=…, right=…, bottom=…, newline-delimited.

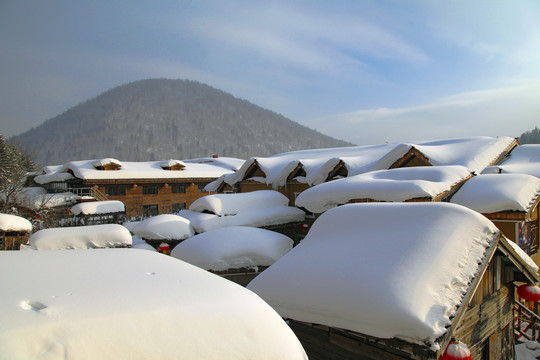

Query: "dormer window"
left=93, top=158, right=123, bottom=171
left=160, top=159, right=186, bottom=171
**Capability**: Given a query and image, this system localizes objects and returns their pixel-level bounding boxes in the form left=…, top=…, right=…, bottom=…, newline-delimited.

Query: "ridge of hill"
left=12, top=79, right=352, bottom=165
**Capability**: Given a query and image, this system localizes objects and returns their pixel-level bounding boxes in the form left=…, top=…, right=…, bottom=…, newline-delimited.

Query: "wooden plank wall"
left=453, top=285, right=514, bottom=360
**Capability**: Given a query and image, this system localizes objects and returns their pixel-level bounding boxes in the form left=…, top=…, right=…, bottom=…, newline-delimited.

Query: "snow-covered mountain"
left=12, top=79, right=352, bottom=165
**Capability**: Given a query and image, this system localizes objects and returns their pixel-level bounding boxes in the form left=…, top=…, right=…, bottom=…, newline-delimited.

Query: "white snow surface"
left=483, top=144, right=540, bottom=178
left=159, top=159, right=186, bottom=168
left=29, top=224, right=132, bottom=250
left=70, top=200, right=125, bottom=215
left=16, top=187, right=80, bottom=210
left=189, top=190, right=290, bottom=215
left=183, top=156, right=245, bottom=171
left=295, top=165, right=472, bottom=213
left=451, top=174, right=540, bottom=213
left=247, top=202, right=499, bottom=348
left=57, top=158, right=235, bottom=180
left=0, top=249, right=307, bottom=360
left=33, top=172, right=74, bottom=184
left=0, top=213, right=32, bottom=232
left=179, top=206, right=305, bottom=233
left=505, top=238, right=540, bottom=274
left=131, top=214, right=194, bottom=240
left=92, top=158, right=123, bottom=168
left=209, top=137, right=514, bottom=189
left=171, top=226, right=294, bottom=271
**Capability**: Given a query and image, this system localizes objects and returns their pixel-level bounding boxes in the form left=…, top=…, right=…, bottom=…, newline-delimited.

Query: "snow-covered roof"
left=483, top=144, right=540, bottom=178
left=28, top=224, right=132, bottom=250
left=183, top=156, right=245, bottom=171
left=50, top=158, right=237, bottom=181
left=0, top=249, right=307, bottom=359
left=131, top=214, right=194, bottom=241
left=179, top=190, right=305, bottom=233
left=159, top=159, right=186, bottom=169
left=171, top=226, right=294, bottom=271
left=190, top=190, right=290, bottom=215
left=210, top=136, right=515, bottom=189
left=16, top=187, right=80, bottom=210
left=33, top=171, right=74, bottom=184
left=450, top=173, right=540, bottom=214
left=70, top=200, right=125, bottom=215
left=296, top=165, right=472, bottom=213
left=247, top=202, right=502, bottom=349
left=0, top=213, right=32, bottom=232
left=92, top=158, right=123, bottom=168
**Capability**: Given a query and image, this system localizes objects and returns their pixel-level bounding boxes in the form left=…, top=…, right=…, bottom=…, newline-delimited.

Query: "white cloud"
left=311, top=81, right=540, bottom=145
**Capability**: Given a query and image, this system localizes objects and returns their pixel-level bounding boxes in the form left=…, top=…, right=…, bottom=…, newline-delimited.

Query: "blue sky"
left=1, top=0, right=539, bottom=145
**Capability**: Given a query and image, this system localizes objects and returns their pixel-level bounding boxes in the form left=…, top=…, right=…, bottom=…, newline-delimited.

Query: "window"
left=172, top=203, right=186, bottom=213
left=198, top=183, right=208, bottom=193
left=172, top=184, right=186, bottom=194
left=143, top=204, right=158, bottom=217
left=143, top=185, right=159, bottom=195
left=106, top=185, right=126, bottom=196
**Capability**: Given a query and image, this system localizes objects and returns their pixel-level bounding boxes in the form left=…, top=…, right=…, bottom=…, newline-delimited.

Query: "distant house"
left=31, top=156, right=243, bottom=218
left=295, top=165, right=473, bottom=214
left=0, top=214, right=32, bottom=250
left=207, top=137, right=518, bottom=208
left=451, top=173, right=540, bottom=266
left=248, top=202, right=539, bottom=359
left=484, top=144, right=540, bottom=178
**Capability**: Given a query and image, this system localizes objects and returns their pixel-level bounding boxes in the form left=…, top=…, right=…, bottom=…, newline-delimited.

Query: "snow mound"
left=484, top=144, right=540, bottom=178
left=29, top=224, right=132, bottom=250
left=189, top=190, right=289, bottom=216
left=451, top=174, right=540, bottom=213
left=132, top=214, right=194, bottom=240
left=0, top=213, right=32, bottom=232
left=0, top=249, right=307, bottom=359
left=70, top=200, right=125, bottom=215
left=296, top=165, right=471, bottom=213
left=171, top=226, right=294, bottom=271
left=248, top=202, right=499, bottom=347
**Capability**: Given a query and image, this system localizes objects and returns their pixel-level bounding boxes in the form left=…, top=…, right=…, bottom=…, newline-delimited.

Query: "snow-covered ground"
left=0, top=249, right=307, bottom=359
left=171, top=226, right=293, bottom=271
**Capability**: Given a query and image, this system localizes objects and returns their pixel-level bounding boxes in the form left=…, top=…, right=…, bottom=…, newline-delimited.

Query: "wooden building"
left=0, top=214, right=32, bottom=250
left=247, top=202, right=539, bottom=360
left=31, top=157, right=242, bottom=218
left=208, top=137, right=518, bottom=208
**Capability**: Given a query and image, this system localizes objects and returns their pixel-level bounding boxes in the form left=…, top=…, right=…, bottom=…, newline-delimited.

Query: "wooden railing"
left=515, top=299, right=540, bottom=342
left=68, top=187, right=108, bottom=201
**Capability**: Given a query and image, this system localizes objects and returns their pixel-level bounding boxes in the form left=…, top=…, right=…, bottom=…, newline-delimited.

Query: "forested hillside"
left=12, top=79, right=352, bottom=165
left=519, top=127, right=540, bottom=144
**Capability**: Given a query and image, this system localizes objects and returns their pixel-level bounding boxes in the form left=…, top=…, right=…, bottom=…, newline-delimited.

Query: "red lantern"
left=158, top=243, right=170, bottom=254
left=517, top=284, right=540, bottom=302
left=301, top=224, right=309, bottom=233
left=440, top=338, right=471, bottom=360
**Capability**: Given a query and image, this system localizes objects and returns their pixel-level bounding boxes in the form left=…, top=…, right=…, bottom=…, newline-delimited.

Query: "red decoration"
left=301, top=224, right=309, bottom=233
left=517, top=284, right=540, bottom=302
left=158, top=243, right=170, bottom=254
left=440, top=338, right=471, bottom=360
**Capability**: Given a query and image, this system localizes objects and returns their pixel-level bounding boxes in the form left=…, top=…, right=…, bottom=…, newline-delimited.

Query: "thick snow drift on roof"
left=451, top=174, right=540, bottom=213
left=0, top=214, right=32, bottom=232
left=0, top=249, right=307, bottom=359
left=184, top=156, right=245, bottom=171
left=70, top=200, right=125, bottom=215
left=62, top=158, right=235, bottom=180
left=296, top=165, right=472, bottom=213
left=189, top=190, right=290, bottom=215
left=179, top=206, right=305, bottom=233
left=413, top=136, right=515, bottom=173
left=171, top=226, right=294, bottom=271
left=132, top=214, right=194, bottom=240
left=29, top=224, right=132, bottom=250
left=159, top=159, right=186, bottom=168
left=33, top=171, right=74, bottom=184
left=484, top=144, right=540, bottom=178
left=92, top=158, right=123, bottom=168
left=248, top=202, right=499, bottom=348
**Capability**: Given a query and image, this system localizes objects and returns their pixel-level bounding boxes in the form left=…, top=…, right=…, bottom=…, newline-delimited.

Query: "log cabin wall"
left=92, top=180, right=212, bottom=218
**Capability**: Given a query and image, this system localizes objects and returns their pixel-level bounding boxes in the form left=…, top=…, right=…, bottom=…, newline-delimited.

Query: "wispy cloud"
left=311, top=81, right=540, bottom=145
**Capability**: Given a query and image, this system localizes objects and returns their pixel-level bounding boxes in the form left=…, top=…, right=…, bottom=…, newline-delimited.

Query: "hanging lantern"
left=158, top=242, right=170, bottom=254
left=440, top=338, right=471, bottom=360
left=517, top=284, right=540, bottom=302
left=301, top=224, right=309, bottom=233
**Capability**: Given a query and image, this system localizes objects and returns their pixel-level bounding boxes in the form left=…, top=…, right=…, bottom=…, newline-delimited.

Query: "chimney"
left=212, top=154, right=219, bottom=158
